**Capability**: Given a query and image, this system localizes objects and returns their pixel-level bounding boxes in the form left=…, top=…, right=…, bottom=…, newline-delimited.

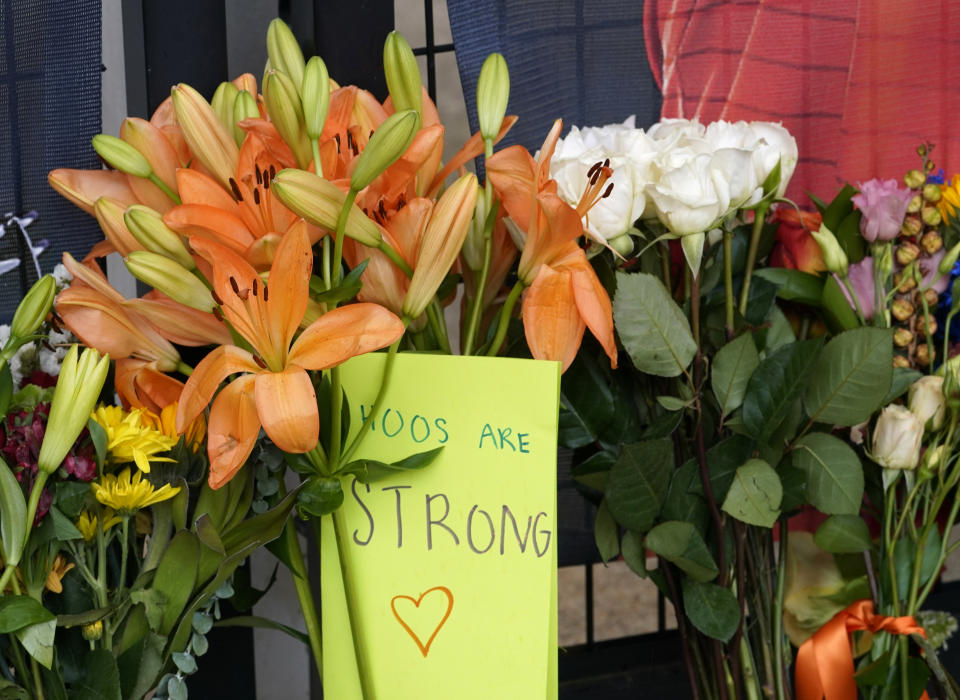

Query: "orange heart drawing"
left=390, top=586, right=454, bottom=658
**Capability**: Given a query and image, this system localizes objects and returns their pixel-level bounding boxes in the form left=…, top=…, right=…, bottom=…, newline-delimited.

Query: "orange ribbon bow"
left=796, top=599, right=928, bottom=700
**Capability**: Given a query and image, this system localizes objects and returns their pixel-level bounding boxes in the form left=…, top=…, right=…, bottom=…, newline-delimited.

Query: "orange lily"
left=487, top=119, right=617, bottom=371
left=177, top=226, right=405, bottom=489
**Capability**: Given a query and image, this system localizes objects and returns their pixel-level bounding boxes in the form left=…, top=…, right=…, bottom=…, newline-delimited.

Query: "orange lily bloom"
left=177, top=226, right=405, bottom=489
left=487, top=119, right=617, bottom=371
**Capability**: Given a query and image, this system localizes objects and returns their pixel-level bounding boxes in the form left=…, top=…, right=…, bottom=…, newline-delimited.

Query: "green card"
left=321, top=353, right=560, bottom=699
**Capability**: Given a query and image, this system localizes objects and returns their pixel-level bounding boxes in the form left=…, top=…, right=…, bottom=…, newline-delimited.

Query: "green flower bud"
left=263, top=70, right=311, bottom=169
left=266, top=18, right=305, bottom=93
left=896, top=241, right=920, bottom=266
left=302, top=56, right=331, bottom=140
left=232, top=90, right=260, bottom=146
left=608, top=233, right=635, bottom=257
left=383, top=32, right=422, bottom=117
left=9, top=275, right=55, bottom=339
left=940, top=241, right=960, bottom=276
left=904, top=169, right=926, bottom=189
left=923, top=183, right=942, bottom=203
left=922, top=206, right=942, bottom=227
left=350, top=110, right=420, bottom=192
left=907, top=194, right=923, bottom=214
left=37, top=345, right=110, bottom=474
left=91, top=134, right=152, bottom=179
left=123, top=205, right=196, bottom=270
left=476, top=53, right=510, bottom=141
left=810, top=223, right=848, bottom=277
left=124, top=252, right=214, bottom=312
left=82, top=620, right=103, bottom=642
left=211, top=81, right=240, bottom=132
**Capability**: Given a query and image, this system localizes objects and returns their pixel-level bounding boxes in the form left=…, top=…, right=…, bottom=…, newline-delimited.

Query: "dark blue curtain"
left=0, top=0, right=102, bottom=321
left=447, top=0, right=662, bottom=154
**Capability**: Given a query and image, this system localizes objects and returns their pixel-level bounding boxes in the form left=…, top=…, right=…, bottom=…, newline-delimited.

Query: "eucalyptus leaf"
left=792, top=433, right=864, bottom=515
left=721, top=459, right=782, bottom=528
left=712, top=333, right=759, bottom=416
left=682, top=579, right=740, bottom=642
left=804, top=327, right=892, bottom=426
left=613, top=272, right=696, bottom=377
left=604, top=439, right=673, bottom=533
left=645, top=521, right=718, bottom=582
left=0, top=456, right=26, bottom=565
left=814, top=515, right=872, bottom=553
left=742, top=339, right=822, bottom=443
left=594, top=500, right=620, bottom=563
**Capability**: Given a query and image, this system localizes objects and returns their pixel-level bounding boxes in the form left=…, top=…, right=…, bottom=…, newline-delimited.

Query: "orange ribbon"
left=796, top=599, right=928, bottom=700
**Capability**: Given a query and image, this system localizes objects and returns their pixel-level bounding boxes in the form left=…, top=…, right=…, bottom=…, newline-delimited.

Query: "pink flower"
left=835, top=257, right=876, bottom=319
left=851, top=179, right=913, bottom=242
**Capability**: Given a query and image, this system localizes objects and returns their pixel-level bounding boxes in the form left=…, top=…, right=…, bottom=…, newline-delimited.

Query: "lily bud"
left=10, top=275, right=56, bottom=339
left=92, top=134, right=152, bottom=178
left=872, top=404, right=923, bottom=471
left=940, top=241, right=960, bottom=275
left=909, top=375, right=946, bottom=432
left=608, top=234, right=635, bottom=257
left=263, top=70, right=311, bottom=169
left=271, top=168, right=382, bottom=246
left=403, top=173, right=479, bottom=318
left=810, top=224, right=848, bottom=277
left=476, top=53, right=510, bottom=141
left=461, top=183, right=487, bottom=271
left=232, top=90, right=260, bottom=146
left=124, top=252, right=214, bottom=312
left=211, top=81, right=240, bottom=132
left=922, top=206, right=942, bottom=227
left=171, top=83, right=239, bottom=189
left=383, top=32, right=422, bottom=117
left=895, top=241, right=920, bottom=266
left=302, top=56, right=331, bottom=140
left=37, top=345, right=110, bottom=474
left=94, top=197, right=142, bottom=256
left=266, top=18, right=305, bottom=93
left=350, top=109, right=420, bottom=192
left=921, top=230, right=943, bottom=254
left=124, top=205, right=195, bottom=270
left=923, top=183, right=942, bottom=203
left=905, top=169, right=926, bottom=189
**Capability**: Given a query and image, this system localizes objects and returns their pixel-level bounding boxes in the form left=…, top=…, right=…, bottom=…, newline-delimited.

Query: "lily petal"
left=48, top=169, right=138, bottom=215
left=164, top=203, right=255, bottom=252
left=288, top=302, right=405, bottom=369
left=121, top=117, right=181, bottom=191
left=207, top=374, right=260, bottom=489
left=266, top=222, right=312, bottom=353
left=556, top=246, right=618, bottom=368
left=115, top=358, right=185, bottom=413
left=254, top=367, right=319, bottom=453
left=176, top=168, right=239, bottom=211
left=131, top=292, right=233, bottom=346
left=429, top=115, right=518, bottom=197
left=522, top=264, right=585, bottom=373
left=176, top=345, right=261, bottom=433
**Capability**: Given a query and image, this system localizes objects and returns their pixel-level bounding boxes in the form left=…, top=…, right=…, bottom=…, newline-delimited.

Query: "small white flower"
left=873, top=404, right=924, bottom=470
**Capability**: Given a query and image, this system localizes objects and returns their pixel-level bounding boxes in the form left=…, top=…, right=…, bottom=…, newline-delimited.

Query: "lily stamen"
left=229, top=177, right=244, bottom=202
left=576, top=163, right=614, bottom=218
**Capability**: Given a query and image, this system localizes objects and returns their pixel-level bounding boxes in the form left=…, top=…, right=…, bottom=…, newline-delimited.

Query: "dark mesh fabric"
left=0, top=0, right=102, bottom=321
left=447, top=0, right=662, bottom=155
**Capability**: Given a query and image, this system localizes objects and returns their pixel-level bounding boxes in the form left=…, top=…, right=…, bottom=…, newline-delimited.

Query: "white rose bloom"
left=749, top=121, right=798, bottom=198
left=908, top=375, right=946, bottom=432
left=645, top=153, right=729, bottom=235
left=708, top=147, right=763, bottom=211
left=704, top=120, right=756, bottom=149
left=647, top=117, right=705, bottom=142
left=872, top=404, right=924, bottom=470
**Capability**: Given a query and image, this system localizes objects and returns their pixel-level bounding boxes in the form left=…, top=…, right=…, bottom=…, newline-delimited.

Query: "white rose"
left=704, top=120, right=756, bottom=149
left=749, top=121, right=798, bottom=198
left=647, top=118, right=705, bottom=143
left=645, top=153, right=728, bottom=235
left=872, top=405, right=924, bottom=470
left=908, top=375, right=946, bottom=432
left=708, top=147, right=763, bottom=211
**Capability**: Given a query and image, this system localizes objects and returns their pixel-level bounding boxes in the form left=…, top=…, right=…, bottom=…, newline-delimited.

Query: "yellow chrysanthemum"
left=141, top=402, right=206, bottom=453
left=91, top=405, right=178, bottom=473
left=45, top=554, right=75, bottom=594
left=75, top=508, right=122, bottom=542
left=92, top=468, right=181, bottom=514
left=939, top=174, right=960, bottom=224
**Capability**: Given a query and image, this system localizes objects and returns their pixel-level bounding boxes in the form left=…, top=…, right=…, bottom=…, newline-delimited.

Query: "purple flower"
left=835, top=257, right=876, bottom=320
left=919, top=248, right=950, bottom=294
left=851, top=179, right=913, bottom=242
left=928, top=169, right=946, bottom=185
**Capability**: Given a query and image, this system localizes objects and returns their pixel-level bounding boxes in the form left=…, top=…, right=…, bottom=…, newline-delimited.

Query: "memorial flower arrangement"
left=561, top=120, right=960, bottom=698
left=0, top=18, right=610, bottom=700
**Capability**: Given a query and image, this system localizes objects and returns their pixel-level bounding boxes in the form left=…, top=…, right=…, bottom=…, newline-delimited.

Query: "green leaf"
left=809, top=192, right=829, bottom=216
left=792, top=433, right=864, bottom=515
left=215, top=615, right=310, bottom=645
left=894, top=529, right=942, bottom=601
left=152, top=530, right=200, bottom=635
left=54, top=481, right=90, bottom=520
left=661, top=461, right=707, bottom=533
left=0, top=456, right=26, bottom=565
left=571, top=450, right=615, bottom=492
left=265, top=522, right=309, bottom=580
left=760, top=307, right=797, bottom=354
left=884, top=368, right=922, bottom=404
left=71, top=648, right=121, bottom=700
left=821, top=274, right=860, bottom=332
left=822, top=183, right=858, bottom=232
left=16, top=618, right=55, bottom=669
left=594, top=500, right=619, bottom=563
left=613, top=271, right=696, bottom=377
left=814, top=515, right=872, bottom=553
left=742, top=276, right=779, bottom=327
left=87, top=418, right=108, bottom=470
left=682, top=579, right=740, bottom=642
left=687, top=435, right=757, bottom=503
left=804, top=327, right=892, bottom=426
left=129, top=590, right=167, bottom=632
left=835, top=210, right=865, bottom=264
left=604, top=439, right=673, bottom=533
left=645, top=521, right=718, bottom=582
left=721, top=459, right=782, bottom=528
left=778, top=463, right=808, bottom=512
left=0, top=679, right=28, bottom=700
left=49, top=506, right=83, bottom=541
left=656, top=395, right=691, bottom=411
left=712, top=333, right=760, bottom=416
left=309, top=259, right=367, bottom=304
left=621, top=531, right=647, bottom=577
left=297, top=477, right=344, bottom=517
left=742, top=339, right=823, bottom=443
left=117, top=629, right=165, bottom=700
left=754, top=268, right=825, bottom=306
left=342, top=446, right=444, bottom=483
left=0, top=595, right=55, bottom=633
left=0, top=364, right=13, bottom=418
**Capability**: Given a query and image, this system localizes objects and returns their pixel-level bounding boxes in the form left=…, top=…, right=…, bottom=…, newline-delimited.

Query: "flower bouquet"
left=556, top=118, right=960, bottom=698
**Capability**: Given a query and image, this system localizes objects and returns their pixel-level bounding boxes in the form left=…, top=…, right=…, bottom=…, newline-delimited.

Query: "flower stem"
left=312, top=139, right=323, bottom=179
left=342, top=339, right=400, bottom=465
left=148, top=173, right=182, bottom=205
left=426, top=301, right=451, bottom=354
left=116, top=516, right=130, bottom=600
left=176, top=361, right=193, bottom=377
left=773, top=518, right=788, bottom=700
left=285, top=519, right=324, bottom=680
left=485, top=281, right=525, bottom=358
left=722, top=230, right=735, bottom=338
left=333, top=189, right=358, bottom=287
left=377, top=240, right=413, bottom=278
left=332, top=509, right=373, bottom=699
left=463, top=140, right=496, bottom=355
left=329, top=366, right=343, bottom=470
left=95, top=512, right=112, bottom=651
left=738, top=203, right=770, bottom=314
